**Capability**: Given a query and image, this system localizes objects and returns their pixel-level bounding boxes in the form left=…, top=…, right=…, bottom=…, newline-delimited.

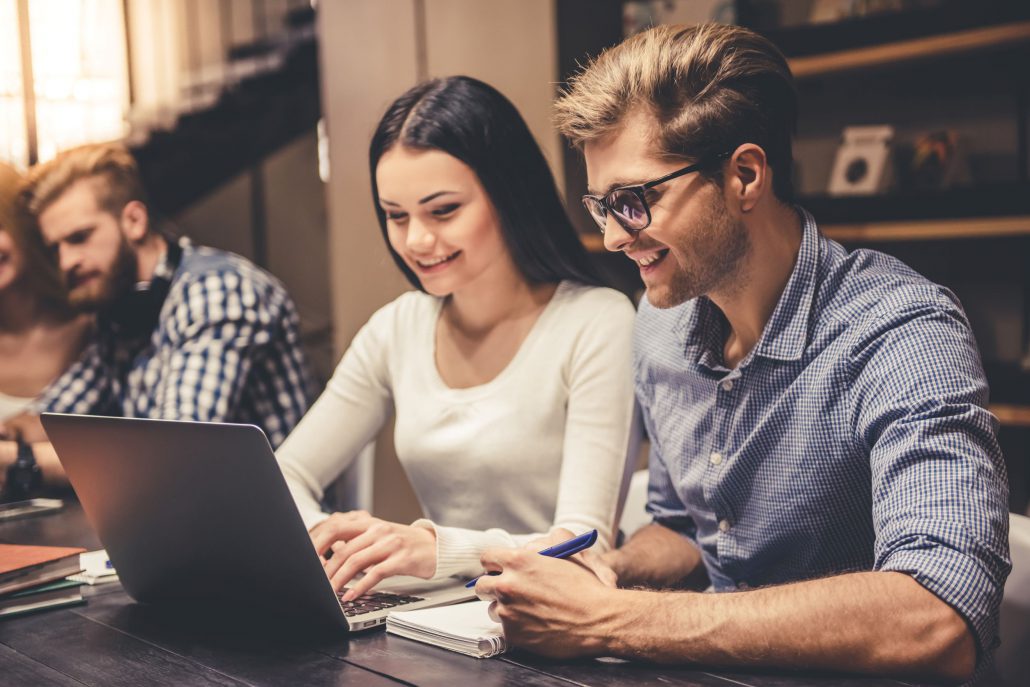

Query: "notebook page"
left=386, top=600, right=506, bottom=658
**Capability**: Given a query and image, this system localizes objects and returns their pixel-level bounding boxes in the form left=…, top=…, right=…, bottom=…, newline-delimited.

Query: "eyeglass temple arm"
left=642, top=150, right=735, bottom=191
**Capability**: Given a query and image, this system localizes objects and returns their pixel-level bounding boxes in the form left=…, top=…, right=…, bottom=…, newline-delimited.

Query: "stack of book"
left=0, top=544, right=86, bottom=619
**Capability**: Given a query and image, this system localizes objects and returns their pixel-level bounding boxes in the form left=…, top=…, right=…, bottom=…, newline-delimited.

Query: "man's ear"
left=120, top=200, right=149, bottom=243
left=727, top=144, right=770, bottom=213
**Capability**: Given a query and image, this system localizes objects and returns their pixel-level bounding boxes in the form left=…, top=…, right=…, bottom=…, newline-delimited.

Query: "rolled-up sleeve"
left=850, top=294, right=1011, bottom=665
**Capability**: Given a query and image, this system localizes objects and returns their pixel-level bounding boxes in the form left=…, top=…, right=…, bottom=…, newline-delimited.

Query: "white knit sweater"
left=275, top=281, right=640, bottom=579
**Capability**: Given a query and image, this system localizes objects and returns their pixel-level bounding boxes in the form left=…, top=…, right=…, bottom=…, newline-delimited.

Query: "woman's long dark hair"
left=369, top=76, right=600, bottom=291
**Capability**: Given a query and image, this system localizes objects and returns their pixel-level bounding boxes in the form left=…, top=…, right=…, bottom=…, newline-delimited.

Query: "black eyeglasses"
left=581, top=151, right=732, bottom=234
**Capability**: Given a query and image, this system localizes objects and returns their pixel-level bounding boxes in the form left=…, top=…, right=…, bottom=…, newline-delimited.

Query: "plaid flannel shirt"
left=37, top=238, right=313, bottom=448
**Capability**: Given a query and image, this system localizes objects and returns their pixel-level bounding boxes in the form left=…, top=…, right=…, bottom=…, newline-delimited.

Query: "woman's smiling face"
left=376, top=146, right=512, bottom=297
left=0, top=226, right=25, bottom=292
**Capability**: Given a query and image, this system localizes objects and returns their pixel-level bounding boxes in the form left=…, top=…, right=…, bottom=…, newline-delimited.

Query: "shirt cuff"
left=878, top=544, right=1003, bottom=669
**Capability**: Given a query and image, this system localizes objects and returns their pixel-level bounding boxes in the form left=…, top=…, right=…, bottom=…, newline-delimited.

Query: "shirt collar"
left=679, top=206, right=821, bottom=365
left=750, top=207, right=821, bottom=362
left=134, top=236, right=187, bottom=290
left=151, top=237, right=182, bottom=283
left=679, top=295, right=725, bottom=366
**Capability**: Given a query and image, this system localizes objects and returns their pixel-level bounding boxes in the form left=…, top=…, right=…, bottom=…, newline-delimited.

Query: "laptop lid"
left=40, top=414, right=473, bottom=630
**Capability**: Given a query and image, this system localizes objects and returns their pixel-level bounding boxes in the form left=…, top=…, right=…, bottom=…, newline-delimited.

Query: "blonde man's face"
left=583, top=111, right=748, bottom=309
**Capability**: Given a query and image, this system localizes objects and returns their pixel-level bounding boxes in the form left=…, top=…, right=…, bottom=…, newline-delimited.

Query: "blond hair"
left=0, top=161, right=70, bottom=312
left=554, top=23, right=798, bottom=201
left=23, top=142, right=148, bottom=218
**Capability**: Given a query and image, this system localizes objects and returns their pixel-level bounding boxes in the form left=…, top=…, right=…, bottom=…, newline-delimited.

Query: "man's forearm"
left=600, top=571, right=975, bottom=682
left=33, top=441, right=68, bottom=487
left=605, top=523, right=707, bottom=589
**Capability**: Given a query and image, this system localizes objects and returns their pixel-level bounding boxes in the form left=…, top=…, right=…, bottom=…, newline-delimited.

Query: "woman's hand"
left=309, top=510, right=437, bottom=601
left=521, top=527, right=576, bottom=552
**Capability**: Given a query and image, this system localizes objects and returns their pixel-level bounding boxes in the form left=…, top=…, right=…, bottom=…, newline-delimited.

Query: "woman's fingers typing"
left=309, top=510, right=374, bottom=557
left=332, top=537, right=397, bottom=599
left=307, top=511, right=438, bottom=600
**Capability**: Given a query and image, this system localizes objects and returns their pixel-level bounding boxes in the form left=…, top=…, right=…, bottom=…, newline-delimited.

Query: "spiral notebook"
left=386, top=600, right=506, bottom=658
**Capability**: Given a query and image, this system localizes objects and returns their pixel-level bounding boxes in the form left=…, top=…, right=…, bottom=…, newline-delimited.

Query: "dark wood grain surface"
left=0, top=502, right=931, bottom=687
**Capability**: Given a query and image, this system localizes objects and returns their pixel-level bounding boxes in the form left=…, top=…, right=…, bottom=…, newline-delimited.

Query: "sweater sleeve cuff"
left=300, top=508, right=330, bottom=532
left=412, top=518, right=516, bottom=580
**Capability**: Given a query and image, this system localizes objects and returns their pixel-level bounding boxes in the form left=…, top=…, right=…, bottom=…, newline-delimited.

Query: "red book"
left=0, top=544, right=85, bottom=596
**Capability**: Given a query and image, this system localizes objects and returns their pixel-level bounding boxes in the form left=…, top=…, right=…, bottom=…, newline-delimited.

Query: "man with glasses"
left=475, top=23, right=1009, bottom=682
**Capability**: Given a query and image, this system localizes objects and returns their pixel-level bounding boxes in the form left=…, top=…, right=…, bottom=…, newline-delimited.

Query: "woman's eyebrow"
left=379, top=190, right=459, bottom=207
left=418, top=190, right=458, bottom=204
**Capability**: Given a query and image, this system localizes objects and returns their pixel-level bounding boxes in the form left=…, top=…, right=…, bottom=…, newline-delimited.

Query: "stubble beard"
left=646, top=196, right=751, bottom=309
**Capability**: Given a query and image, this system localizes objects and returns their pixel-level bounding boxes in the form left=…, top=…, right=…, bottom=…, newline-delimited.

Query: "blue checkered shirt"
left=637, top=208, right=1010, bottom=663
left=36, top=238, right=313, bottom=447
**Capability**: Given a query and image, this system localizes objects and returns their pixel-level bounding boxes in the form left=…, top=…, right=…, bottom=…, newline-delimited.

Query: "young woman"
left=275, top=76, right=640, bottom=601
left=0, top=162, right=90, bottom=443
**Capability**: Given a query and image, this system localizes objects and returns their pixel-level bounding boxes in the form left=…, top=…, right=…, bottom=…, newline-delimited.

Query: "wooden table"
left=0, top=502, right=930, bottom=687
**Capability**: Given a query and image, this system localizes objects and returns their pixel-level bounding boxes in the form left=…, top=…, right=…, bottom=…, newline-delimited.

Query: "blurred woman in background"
left=0, top=162, right=91, bottom=467
left=276, top=76, right=640, bottom=600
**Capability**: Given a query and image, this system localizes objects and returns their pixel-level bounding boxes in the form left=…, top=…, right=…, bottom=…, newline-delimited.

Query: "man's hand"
left=574, top=548, right=619, bottom=588
left=474, top=547, right=622, bottom=658
left=309, top=510, right=437, bottom=601
left=520, top=528, right=618, bottom=588
left=604, top=522, right=707, bottom=589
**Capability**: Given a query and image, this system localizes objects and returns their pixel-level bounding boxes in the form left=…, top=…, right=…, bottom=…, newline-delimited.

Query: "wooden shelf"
left=992, top=404, right=1030, bottom=428
left=789, top=21, right=1030, bottom=79
left=822, top=215, right=1030, bottom=243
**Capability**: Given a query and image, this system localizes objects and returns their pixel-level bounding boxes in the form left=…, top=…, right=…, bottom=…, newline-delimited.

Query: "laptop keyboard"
left=338, top=590, right=425, bottom=617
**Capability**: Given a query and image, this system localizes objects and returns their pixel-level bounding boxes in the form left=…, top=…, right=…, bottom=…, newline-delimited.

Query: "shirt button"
left=737, top=581, right=750, bottom=591
left=709, top=452, right=723, bottom=465
left=718, top=519, right=731, bottom=533
left=721, top=380, right=734, bottom=392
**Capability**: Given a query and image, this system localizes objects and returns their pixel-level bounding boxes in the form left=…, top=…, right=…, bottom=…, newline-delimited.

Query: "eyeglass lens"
left=583, top=190, right=649, bottom=233
left=611, top=190, right=647, bottom=229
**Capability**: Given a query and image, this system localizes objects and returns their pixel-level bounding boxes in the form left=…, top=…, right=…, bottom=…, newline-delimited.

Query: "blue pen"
left=465, top=529, right=598, bottom=588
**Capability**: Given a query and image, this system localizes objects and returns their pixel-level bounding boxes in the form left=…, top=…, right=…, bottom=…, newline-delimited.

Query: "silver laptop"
left=41, top=413, right=476, bottom=631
